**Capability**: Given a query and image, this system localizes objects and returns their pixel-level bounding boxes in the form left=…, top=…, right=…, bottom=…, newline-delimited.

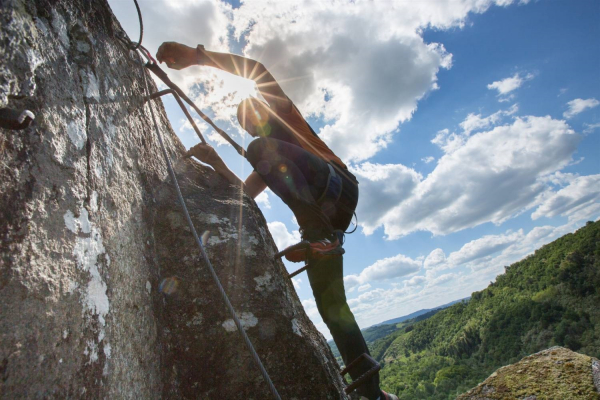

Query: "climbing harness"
left=340, top=353, right=381, bottom=395
left=117, top=1, right=279, bottom=399
left=316, top=163, right=343, bottom=206
left=0, top=108, right=35, bottom=130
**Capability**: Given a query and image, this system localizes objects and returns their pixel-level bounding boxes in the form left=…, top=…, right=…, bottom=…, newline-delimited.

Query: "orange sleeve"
left=276, top=105, right=347, bottom=169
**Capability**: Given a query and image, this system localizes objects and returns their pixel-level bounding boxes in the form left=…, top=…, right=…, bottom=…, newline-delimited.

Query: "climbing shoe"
left=379, top=390, right=399, bottom=400
left=275, top=235, right=344, bottom=263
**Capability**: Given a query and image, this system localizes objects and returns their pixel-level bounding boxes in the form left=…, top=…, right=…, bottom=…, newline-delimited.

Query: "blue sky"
left=109, top=0, right=599, bottom=338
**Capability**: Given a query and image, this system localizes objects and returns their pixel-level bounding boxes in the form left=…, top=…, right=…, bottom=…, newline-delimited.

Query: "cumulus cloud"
left=350, top=163, right=422, bottom=235
left=532, top=175, right=600, bottom=221
left=427, top=273, right=458, bottom=287
left=422, top=156, right=435, bottom=164
left=424, top=248, right=447, bottom=270
left=422, top=230, right=522, bottom=273
left=357, top=284, right=372, bottom=292
left=109, top=0, right=232, bottom=90
left=448, top=231, right=522, bottom=266
left=404, top=275, right=426, bottom=286
left=110, top=0, right=535, bottom=162
left=583, top=123, right=600, bottom=134
left=344, top=253, right=421, bottom=288
left=358, top=114, right=580, bottom=239
left=266, top=221, right=300, bottom=250
left=231, top=0, right=527, bottom=162
left=292, top=277, right=302, bottom=290
left=563, top=98, right=600, bottom=119
left=254, top=190, right=271, bottom=209
left=108, top=0, right=257, bottom=142
left=343, top=220, right=587, bottom=328
left=487, top=72, right=534, bottom=98
left=459, top=104, right=518, bottom=135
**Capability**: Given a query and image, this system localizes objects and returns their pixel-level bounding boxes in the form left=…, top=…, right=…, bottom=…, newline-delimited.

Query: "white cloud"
left=583, top=123, right=600, bottom=134
left=459, top=104, right=518, bottom=135
left=448, top=231, right=522, bottom=266
left=231, top=0, right=526, bottom=162
left=254, top=190, right=271, bottom=209
left=424, top=248, right=447, bottom=270
left=359, top=115, right=580, bottom=239
left=404, top=275, right=426, bottom=286
left=563, top=98, right=600, bottom=119
left=427, top=273, right=458, bottom=287
left=266, top=221, right=300, bottom=250
left=111, top=0, right=533, bottom=163
left=344, top=253, right=421, bottom=288
left=357, top=284, right=372, bottom=292
left=350, top=162, right=422, bottom=235
left=466, top=221, right=582, bottom=282
left=532, top=175, right=600, bottom=221
left=342, top=220, right=589, bottom=328
left=422, top=156, right=435, bottom=164
left=487, top=72, right=534, bottom=97
left=292, top=277, right=302, bottom=290
left=109, top=0, right=231, bottom=90
left=423, top=230, right=522, bottom=273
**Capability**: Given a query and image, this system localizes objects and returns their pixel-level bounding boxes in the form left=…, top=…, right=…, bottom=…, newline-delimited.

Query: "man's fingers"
left=156, top=44, right=166, bottom=63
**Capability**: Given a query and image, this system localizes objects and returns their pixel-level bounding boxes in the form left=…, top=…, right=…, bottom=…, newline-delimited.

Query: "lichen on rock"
left=458, top=347, right=600, bottom=399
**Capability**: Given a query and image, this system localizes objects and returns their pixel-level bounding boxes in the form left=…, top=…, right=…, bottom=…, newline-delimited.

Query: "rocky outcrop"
left=458, top=347, right=600, bottom=399
left=0, top=0, right=346, bottom=398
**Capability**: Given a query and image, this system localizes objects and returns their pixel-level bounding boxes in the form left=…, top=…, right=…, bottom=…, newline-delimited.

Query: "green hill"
left=373, top=221, right=600, bottom=399
left=328, top=300, right=467, bottom=363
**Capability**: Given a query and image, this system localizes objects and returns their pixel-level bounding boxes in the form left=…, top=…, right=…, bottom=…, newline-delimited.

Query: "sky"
left=108, top=0, right=600, bottom=339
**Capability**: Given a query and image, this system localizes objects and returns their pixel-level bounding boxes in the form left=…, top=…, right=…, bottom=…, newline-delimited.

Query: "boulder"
left=458, top=347, right=600, bottom=399
left=0, top=0, right=346, bottom=398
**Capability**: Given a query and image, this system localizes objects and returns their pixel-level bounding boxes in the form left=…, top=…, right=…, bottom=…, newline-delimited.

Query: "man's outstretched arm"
left=156, top=42, right=291, bottom=111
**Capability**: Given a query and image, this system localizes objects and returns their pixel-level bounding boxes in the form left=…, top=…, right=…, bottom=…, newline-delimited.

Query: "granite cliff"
left=0, top=0, right=346, bottom=397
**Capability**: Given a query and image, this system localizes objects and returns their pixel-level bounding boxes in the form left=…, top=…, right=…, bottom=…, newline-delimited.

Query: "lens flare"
left=279, top=164, right=288, bottom=173
left=159, top=277, right=180, bottom=295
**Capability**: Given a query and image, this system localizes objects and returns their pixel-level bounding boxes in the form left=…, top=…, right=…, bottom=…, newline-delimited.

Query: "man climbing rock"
left=156, top=42, right=398, bottom=400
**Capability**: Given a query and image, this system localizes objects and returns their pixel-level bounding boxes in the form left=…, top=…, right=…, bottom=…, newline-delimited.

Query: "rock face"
left=458, top=347, right=600, bottom=400
left=0, top=0, right=346, bottom=398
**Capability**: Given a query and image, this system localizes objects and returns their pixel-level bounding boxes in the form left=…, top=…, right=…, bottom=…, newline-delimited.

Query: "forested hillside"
left=329, top=303, right=458, bottom=363
left=374, top=221, right=600, bottom=399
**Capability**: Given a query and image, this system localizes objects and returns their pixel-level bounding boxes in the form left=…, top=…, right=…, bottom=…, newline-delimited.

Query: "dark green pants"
left=307, top=256, right=380, bottom=400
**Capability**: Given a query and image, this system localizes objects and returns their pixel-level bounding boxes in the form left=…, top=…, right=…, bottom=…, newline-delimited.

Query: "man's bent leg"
left=246, top=137, right=334, bottom=236
left=306, top=256, right=380, bottom=399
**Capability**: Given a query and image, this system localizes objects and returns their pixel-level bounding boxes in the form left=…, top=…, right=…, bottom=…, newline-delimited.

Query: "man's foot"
left=284, top=235, right=344, bottom=263
left=379, top=390, right=399, bottom=400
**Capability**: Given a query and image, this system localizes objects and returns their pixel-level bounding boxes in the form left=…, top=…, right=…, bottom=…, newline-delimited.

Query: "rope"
left=131, top=0, right=143, bottom=51
left=137, top=55, right=281, bottom=399
left=122, top=2, right=281, bottom=398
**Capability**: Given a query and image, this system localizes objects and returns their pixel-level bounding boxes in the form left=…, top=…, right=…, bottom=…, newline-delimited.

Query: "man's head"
left=237, top=98, right=272, bottom=137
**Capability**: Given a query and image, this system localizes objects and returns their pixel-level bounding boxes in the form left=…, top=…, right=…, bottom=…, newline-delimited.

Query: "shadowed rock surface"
left=0, top=0, right=346, bottom=398
left=458, top=347, right=600, bottom=400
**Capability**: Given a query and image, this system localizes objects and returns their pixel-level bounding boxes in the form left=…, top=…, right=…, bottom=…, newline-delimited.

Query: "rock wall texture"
left=0, top=0, right=346, bottom=398
left=458, top=347, right=600, bottom=399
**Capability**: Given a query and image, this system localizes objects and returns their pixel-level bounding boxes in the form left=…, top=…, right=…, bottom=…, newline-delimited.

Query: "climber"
left=156, top=42, right=398, bottom=400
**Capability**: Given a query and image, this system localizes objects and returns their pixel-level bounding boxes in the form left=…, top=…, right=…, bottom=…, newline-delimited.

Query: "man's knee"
left=246, top=137, right=270, bottom=165
left=247, top=138, right=279, bottom=175
left=319, top=301, right=355, bottom=329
